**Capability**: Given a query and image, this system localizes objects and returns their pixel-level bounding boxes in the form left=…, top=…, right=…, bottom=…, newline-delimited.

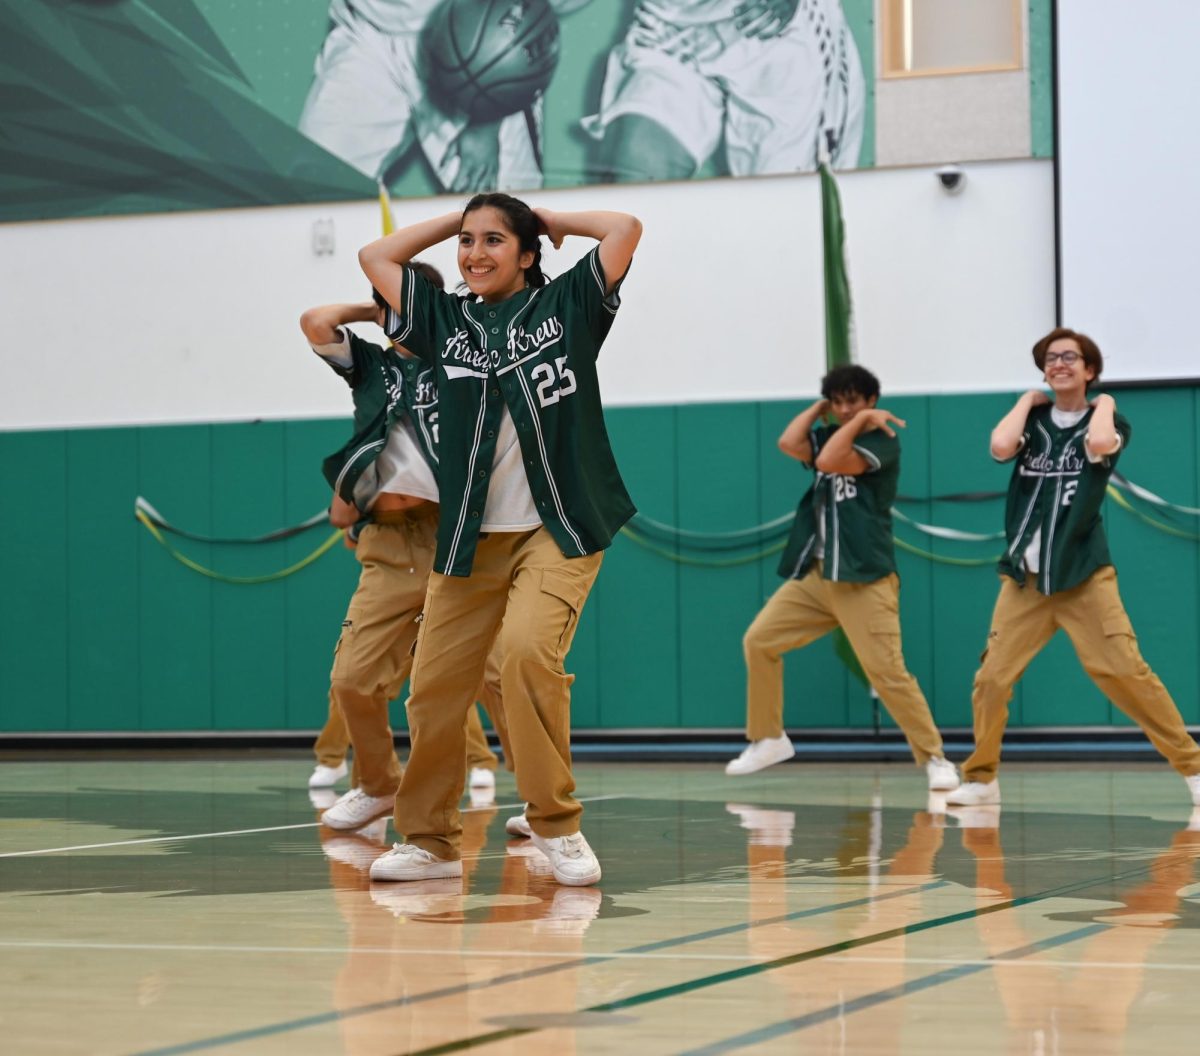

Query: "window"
left=881, top=0, right=1023, bottom=77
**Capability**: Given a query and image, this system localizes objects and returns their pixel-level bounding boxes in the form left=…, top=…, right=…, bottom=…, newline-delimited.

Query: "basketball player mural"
left=584, top=0, right=865, bottom=180
left=300, top=0, right=589, bottom=193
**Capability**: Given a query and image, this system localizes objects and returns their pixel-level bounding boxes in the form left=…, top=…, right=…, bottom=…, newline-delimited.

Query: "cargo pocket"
left=539, top=568, right=594, bottom=659
left=331, top=620, right=354, bottom=682
left=867, top=617, right=902, bottom=670
left=1100, top=613, right=1140, bottom=677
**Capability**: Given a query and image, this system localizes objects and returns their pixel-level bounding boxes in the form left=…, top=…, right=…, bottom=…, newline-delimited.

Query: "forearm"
left=300, top=302, right=376, bottom=345
left=816, top=415, right=869, bottom=470
left=359, top=212, right=459, bottom=286
left=778, top=402, right=827, bottom=462
left=991, top=393, right=1039, bottom=459
left=552, top=210, right=641, bottom=242
left=1086, top=395, right=1119, bottom=455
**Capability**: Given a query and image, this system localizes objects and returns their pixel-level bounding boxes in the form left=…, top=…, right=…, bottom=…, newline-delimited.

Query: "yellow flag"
left=377, top=180, right=395, bottom=235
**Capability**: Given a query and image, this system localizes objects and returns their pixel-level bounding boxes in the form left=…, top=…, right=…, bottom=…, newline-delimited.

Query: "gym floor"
left=1, top=756, right=1197, bottom=1055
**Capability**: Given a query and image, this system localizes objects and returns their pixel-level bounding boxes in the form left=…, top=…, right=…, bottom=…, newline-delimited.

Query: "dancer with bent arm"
left=360, top=193, right=642, bottom=886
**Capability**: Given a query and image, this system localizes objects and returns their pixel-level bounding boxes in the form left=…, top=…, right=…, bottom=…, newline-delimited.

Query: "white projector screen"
left=1057, top=0, right=1200, bottom=384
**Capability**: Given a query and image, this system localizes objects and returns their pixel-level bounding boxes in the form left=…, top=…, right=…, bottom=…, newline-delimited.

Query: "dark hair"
left=371, top=259, right=445, bottom=311
left=1032, top=327, right=1103, bottom=380
left=821, top=364, right=880, bottom=402
left=461, top=192, right=548, bottom=288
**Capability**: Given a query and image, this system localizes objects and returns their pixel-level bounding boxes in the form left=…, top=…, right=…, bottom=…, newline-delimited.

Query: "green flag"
left=820, top=161, right=855, bottom=371
left=819, top=162, right=869, bottom=690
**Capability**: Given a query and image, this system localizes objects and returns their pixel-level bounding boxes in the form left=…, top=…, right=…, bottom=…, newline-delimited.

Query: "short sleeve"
left=382, top=265, right=450, bottom=364
left=317, top=330, right=382, bottom=388
left=311, top=327, right=354, bottom=377
left=552, top=246, right=627, bottom=346
left=852, top=430, right=899, bottom=473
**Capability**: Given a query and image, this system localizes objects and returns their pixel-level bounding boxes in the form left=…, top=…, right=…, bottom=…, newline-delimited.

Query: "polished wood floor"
left=1, top=757, right=1198, bottom=1055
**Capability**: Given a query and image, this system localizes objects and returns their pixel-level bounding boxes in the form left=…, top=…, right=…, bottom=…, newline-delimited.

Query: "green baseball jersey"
left=777, top=423, right=899, bottom=583
left=384, top=246, right=635, bottom=577
left=996, top=404, right=1132, bottom=594
left=318, top=330, right=439, bottom=505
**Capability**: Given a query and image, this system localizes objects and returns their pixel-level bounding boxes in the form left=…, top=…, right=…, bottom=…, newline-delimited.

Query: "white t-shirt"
left=312, top=330, right=438, bottom=509
left=481, top=405, right=542, bottom=532
left=1022, top=405, right=1121, bottom=573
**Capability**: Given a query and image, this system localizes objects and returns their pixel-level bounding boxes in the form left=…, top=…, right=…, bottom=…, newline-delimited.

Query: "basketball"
left=419, top=0, right=561, bottom=124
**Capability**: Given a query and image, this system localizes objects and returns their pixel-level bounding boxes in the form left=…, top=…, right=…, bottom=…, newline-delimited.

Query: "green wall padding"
left=2, top=387, right=1198, bottom=733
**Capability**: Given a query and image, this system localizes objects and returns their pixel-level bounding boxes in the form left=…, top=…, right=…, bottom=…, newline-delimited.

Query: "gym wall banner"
left=0, top=0, right=873, bottom=223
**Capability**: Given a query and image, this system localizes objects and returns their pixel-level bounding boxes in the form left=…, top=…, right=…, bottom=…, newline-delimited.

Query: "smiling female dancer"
left=360, top=193, right=641, bottom=886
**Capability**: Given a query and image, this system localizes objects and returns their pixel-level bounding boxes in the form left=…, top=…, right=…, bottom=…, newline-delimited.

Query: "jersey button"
left=490, top=326, right=499, bottom=334
left=488, top=310, right=497, bottom=318
left=487, top=430, right=495, bottom=438
left=477, top=469, right=486, bottom=479
left=490, top=388, right=499, bottom=397
left=470, top=510, right=479, bottom=518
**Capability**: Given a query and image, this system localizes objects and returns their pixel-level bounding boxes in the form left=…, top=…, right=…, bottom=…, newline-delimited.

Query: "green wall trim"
left=3, top=387, right=1198, bottom=734
left=1029, top=0, right=1055, bottom=158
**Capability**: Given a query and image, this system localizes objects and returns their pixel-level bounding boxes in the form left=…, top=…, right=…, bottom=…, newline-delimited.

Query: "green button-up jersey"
left=777, top=423, right=899, bottom=584
left=318, top=330, right=439, bottom=505
left=385, top=247, right=635, bottom=576
left=996, top=404, right=1132, bottom=594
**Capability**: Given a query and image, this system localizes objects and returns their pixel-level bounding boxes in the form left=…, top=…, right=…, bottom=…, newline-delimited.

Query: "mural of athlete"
left=584, top=0, right=865, bottom=181
left=299, top=0, right=589, bottom=192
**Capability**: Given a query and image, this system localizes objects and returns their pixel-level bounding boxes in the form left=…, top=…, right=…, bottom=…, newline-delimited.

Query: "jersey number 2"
left=532, top=357, right=577, bottom=408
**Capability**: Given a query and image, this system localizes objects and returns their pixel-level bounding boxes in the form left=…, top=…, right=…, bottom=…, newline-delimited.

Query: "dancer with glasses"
left=949, top=327, right=1200, bottom=808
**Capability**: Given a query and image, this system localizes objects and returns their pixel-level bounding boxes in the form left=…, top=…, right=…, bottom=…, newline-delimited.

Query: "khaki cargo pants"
left=743, top=565, right=945, bottom=765
left=963, top=566, right=1200, bottom=783
left=317, top=507, right=511, bottom=798
left=393, top=526, right=601, bottom=861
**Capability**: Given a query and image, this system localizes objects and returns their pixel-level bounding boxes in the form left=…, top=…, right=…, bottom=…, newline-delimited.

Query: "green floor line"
left=400, top=858, right=1161, bottom=1056
left=129, top=882, right=946, bottom=1056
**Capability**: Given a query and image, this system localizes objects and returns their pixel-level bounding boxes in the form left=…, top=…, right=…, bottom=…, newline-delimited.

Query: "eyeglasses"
left=1044, top=350, right=1082, bottom=366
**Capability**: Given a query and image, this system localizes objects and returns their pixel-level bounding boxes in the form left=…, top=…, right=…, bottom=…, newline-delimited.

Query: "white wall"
left=1058, top=0, right=1200, bottom=383
left=0, top=159, right=1055, bottom=430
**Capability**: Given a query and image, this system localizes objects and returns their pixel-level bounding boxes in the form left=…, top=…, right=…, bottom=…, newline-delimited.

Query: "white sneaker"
left=1186, top=773, right=1200, bottom=807
left=308, top=787, right=339, bottom=811
left=529, top=831, right=602, bottom=887
left=506, top=810, right=533, bottom=838
left=469, top=767, right=496, bottom=790
left=725, top=735, right=796, bottom=776
left=308, top=761, right=348, bottom=788
left=946, top=780, right=1001, bottom=806
left=320, top=819, right=389, bottom=870
left=506, top=841, right=555, bottom=876
left=321, top=787, right=394, bottom=830
left=925, top=757, right=960, bottom=791
left=368, top=843, right=463, bottom=882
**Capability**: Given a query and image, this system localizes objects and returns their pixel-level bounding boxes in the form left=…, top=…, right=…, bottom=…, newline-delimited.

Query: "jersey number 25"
left=532, top=357, right=577, bottom=408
